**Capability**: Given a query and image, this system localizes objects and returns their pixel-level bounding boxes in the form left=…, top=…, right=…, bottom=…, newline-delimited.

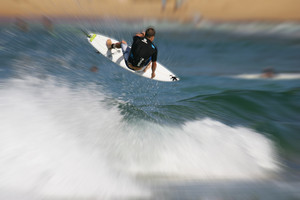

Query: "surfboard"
left=85, top=32, right=179, bottom=82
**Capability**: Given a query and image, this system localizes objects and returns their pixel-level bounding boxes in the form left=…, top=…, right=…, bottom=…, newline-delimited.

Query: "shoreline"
left=1, top=0, right=300, bottom=23
left=1, top=16, right=300, bottom=25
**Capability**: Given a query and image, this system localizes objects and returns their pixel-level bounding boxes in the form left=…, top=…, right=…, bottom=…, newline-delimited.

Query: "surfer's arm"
left=151, top=61, right=157, bottom=79
left=135, top=31, right=145, bottom=37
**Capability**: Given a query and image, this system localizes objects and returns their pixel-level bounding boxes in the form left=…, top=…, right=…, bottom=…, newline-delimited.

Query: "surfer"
left=106, top=27, right=158, bottom=79
left=261, top=67, right=275, bottom=78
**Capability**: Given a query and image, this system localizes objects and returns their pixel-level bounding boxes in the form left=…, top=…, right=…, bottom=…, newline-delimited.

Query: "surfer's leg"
left=116, top=40, right=127, bottom=48
left=121, top=43, right=131, bottom=61
left=106, top=39, right=127, bottom=49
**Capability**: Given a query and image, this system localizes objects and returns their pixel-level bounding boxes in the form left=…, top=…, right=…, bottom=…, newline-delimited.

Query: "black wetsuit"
left=128, top=36, right=158, bottom=68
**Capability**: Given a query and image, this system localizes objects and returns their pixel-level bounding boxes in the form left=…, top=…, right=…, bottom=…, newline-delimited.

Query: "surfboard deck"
left=85, top=32, right=179, bottom=82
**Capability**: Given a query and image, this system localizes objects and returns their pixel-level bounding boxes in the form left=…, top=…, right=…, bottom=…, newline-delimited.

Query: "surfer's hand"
left=151, top=72, right=156, bottom=79
left=136, top=32, right=145, bottom=37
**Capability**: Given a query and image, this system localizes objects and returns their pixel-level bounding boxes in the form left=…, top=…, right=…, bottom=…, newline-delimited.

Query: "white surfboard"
left=85, top=32, right=179, bottom=82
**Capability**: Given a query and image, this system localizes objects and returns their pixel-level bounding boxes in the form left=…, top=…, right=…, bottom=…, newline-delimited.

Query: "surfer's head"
left=145, top=27, right=156, bottom=41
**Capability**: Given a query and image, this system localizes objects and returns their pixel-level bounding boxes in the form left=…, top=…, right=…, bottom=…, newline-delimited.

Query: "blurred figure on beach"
left=161, top=0, right=167, bottom=11
left=193, top=12, right=202, bottom=27
left=174, top=0, right=185, bottom=11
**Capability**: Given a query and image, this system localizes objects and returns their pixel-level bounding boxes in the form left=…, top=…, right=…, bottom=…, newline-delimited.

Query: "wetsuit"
left=121, top=36, right=157, bottom=70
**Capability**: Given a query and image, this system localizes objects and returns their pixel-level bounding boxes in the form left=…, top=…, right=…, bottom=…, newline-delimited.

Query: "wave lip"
left=112, top=119, right=280, bottom=181
left=230, top=73, right=300, bottom=80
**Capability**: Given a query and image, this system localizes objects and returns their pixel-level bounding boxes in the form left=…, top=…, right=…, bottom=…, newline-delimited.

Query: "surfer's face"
left=148, top=36, right=155, bottom=42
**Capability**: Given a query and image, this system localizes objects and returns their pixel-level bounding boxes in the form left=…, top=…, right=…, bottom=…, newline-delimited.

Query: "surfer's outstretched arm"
left=143, top=61, right=157, bottom=78
left=135, top=31, right=145, bottom=37
left=151, top=61, right=157, bottom=79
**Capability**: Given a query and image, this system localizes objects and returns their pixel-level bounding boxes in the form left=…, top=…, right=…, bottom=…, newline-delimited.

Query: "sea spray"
left=0, top=76, right=148, bottom=199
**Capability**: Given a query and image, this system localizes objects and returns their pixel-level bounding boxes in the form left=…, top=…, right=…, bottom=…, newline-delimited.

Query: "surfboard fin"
left=170, top=75, right=179, bottom=81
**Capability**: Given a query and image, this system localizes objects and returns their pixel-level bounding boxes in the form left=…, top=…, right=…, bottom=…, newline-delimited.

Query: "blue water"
left=0, top=20, right=300, bottom=199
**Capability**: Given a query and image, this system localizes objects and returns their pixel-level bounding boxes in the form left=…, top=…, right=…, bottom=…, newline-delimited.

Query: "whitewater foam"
left=0, top=75, right=280, bottom=199
left=0, top=76, right=148, bottom=199
left=107, top=119, right=279, bottom=180
left=230, top=73, right=300, bottom=80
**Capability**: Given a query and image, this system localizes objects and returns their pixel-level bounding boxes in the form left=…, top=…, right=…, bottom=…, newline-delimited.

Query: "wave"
left=119, top=119, right=279, bottom=180
left=192, top=21, right=300, bottom=39
left=229, top=73, right=300, bottom=80
left=91, top=20, right=300, bottom=39
left=0, top=76, right=148, bottom=199
left=0, top=75, right=280, bottom=198
left=166, top=87, right=300, bottom=155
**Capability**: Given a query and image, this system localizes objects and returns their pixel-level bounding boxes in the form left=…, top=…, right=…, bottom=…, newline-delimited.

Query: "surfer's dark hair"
left=145, top=27, right=156, bottom=38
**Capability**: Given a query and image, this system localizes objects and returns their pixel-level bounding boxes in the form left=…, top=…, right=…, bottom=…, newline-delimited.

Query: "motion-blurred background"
left=1, top=1, right=300, bottom=200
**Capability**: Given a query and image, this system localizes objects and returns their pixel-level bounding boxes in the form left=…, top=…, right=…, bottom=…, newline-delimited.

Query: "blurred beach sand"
left=0, top=0, right=300, bottom=22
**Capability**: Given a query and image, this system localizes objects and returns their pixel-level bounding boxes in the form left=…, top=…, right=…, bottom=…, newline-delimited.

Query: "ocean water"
left=0, top=20, right=300, bottom=199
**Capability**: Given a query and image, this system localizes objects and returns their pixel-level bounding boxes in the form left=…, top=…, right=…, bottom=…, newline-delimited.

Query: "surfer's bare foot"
left=106, top=39, right=113, bottom=49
